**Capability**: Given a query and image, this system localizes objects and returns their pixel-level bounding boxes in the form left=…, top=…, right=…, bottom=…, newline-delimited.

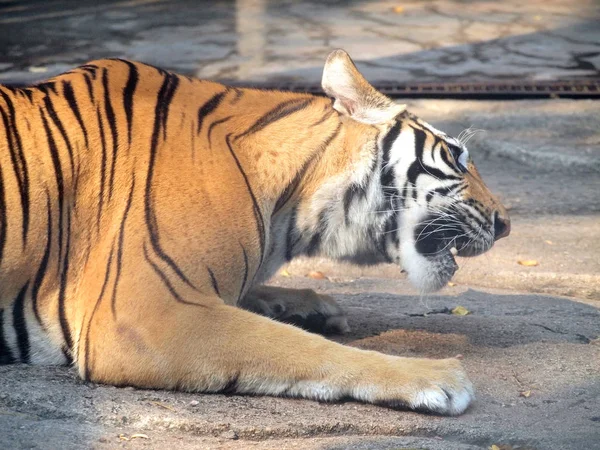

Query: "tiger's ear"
left=321, top=49, right=405, bottom=125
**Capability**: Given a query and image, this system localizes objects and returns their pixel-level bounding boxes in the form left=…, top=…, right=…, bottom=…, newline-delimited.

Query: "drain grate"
left=235, top=79, right=600, bottom=100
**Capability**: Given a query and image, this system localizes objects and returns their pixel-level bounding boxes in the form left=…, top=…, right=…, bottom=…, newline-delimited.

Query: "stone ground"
left=0, top=0, right=599, bottom=85
left=1, top=1, right=599, bottom=449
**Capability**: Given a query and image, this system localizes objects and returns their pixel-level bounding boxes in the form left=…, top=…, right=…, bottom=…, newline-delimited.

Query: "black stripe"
left=111, top=175, right=136, bottom=319
left=43, top=94, right=75, bottom=184
left=309, top=107, right=335, bottom=127
left=0, top=90, right=31, bottom=245
left=285, top=207, right=297, bottom=262
left=0, top=309, right=16, bottom=365
left=207, top=115, right=232, bottom=148
left=12, top=282, right=30, bottom=363
left=343, top=183, right=366, bottom=225
left=39, top=108, right=65, bottom=263
left=230, top=88, right=243, bottom=105
left=84, top=242, right=116, bottom=380
left=80, top=64, right=99, bottom=78
left=238, top=243, right=249, bottom=302
left=235, top=98, right=313, bottom=140
left=207, top=267, right=220, bottom=297
left=0, top=163, right=6, bottom=267
left=145, top=74, right=197, bottom=290
left=95, top=106, right=107, bottom=230
left=197, top=90, right=227, bottom=135
left=102, top=69, right=119, bottom=200
left=440, top=143, right=457, bottom=172
left=143, top=243, right=205, bottom=307
left=62, top=81, right=89, bottom=148
left=83, top=73, right=94, bottom=102
left=58, top=205, right=73, bottom=361
left=21, top=88, right=33, bottom=103
left=306, top=210, right=327, bottom=257
left=37, top=82, right=57, bottom=96
left=426, top=182, right=461, bottom=203
left=380, top=121, right=402, bottom=199
left=219, top=372, right=240, bottom=395
left=120, top=60, right=139, bottom=145
left=32, top=191, right=52, bottom=329
left=273, top=123, right=341, bottom=216
left=224, top=134, right=266, bottom=264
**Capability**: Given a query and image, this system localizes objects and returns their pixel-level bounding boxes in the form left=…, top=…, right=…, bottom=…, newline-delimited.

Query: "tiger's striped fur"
left=0, top=50, right=508, bottom=415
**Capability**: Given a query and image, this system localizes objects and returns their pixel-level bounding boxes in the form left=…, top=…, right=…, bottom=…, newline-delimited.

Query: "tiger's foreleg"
left=82, top=296, right=473, bottom=415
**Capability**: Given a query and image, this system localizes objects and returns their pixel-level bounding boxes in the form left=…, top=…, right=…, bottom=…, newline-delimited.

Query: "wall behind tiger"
left=0, top=1, right=599, bottom=449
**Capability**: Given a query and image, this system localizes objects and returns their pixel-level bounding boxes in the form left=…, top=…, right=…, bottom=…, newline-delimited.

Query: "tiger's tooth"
left=450, top=247, right=458, bottom=256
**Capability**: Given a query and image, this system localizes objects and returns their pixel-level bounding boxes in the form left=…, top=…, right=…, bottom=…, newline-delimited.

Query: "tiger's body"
left=0, top=51, right=509, bottom=415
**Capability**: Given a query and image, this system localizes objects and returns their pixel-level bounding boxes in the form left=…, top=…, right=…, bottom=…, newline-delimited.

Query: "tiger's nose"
left=493, top=211, right=511, bottom=240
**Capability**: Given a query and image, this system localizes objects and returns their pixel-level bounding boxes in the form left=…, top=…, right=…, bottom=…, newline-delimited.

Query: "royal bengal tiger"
left=0, top=50, right=509, bottom=415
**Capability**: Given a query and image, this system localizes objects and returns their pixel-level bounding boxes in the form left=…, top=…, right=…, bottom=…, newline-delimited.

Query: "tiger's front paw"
left=360, top=357, right=474, bottom=415
left=241, top=286, right=350, bottom=335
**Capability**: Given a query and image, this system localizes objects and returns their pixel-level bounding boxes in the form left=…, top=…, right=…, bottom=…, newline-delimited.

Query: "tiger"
left=0, top=49, right=510, bottom=416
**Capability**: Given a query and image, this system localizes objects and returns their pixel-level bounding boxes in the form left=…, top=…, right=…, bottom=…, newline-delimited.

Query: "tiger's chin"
left=400, top=244, right=459, bottom=293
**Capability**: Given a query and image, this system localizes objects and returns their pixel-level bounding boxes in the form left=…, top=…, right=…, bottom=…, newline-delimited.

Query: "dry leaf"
left=149, top=401, right=176, bottom=411
left=452, top=305, right=470, bottom=316
left=118, top=434, right=130, bottom=441
left=392, top=6, right=404, bottom=13
left=519, top=390, right=532, bottom=398
left=280, top=269, right=291, bottom=277
left=544, top=240, right=553, bottom=245
left=307, top=271, right=327, bottom=280
left=518, top=259, right=539, bottom=267
left=447, top=281, right=457, bottom=287
left=490, top=446, right=500, bottom=450
left=131, top=434, right=149, bottom=440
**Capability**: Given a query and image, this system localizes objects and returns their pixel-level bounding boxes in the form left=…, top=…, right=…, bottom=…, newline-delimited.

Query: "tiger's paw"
left=241, top=286, right=350, bottom=335
left=361, top=357, right=474, bottom=415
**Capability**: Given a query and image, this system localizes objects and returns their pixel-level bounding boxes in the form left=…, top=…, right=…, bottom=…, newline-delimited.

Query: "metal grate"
left=234, top=79, right=600, bottom=100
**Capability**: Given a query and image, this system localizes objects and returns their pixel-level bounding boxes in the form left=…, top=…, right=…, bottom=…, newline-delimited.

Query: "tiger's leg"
left=82, top=295, right=473, bottom=415
left=240, top=286, right=350, bottom=335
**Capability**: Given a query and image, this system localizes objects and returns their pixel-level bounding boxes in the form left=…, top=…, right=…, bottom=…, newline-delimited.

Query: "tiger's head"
left=307, top=50, right=510, bottom=292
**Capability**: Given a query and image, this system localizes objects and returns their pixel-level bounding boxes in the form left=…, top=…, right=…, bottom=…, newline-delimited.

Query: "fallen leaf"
left=519, top=390, right=532, bottom=398
left=307, top=271, right=327, bottom=280
left=452, top=305, right=470, bottom=316
left=544, top=240, right=553, bottom=245
left=131, top=434, right=149, bottom=440
left=118, top=434, right=129, bottom=441
left=447, top=281, right=457, bottom=287
left=392, top=6, right=404, bottom=13
left=149, top=401, right=176, bottom=411
left=280, top=269, right=291, bottom=277
left=518, top=259, right=539, bottom=267
left=490, top=446, right=500, bottom=450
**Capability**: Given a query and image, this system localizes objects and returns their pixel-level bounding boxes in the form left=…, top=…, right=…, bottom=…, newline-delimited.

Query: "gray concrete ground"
left=1, top=0, right=599, bottom=85
left=0, top=1, right=599, bottom=449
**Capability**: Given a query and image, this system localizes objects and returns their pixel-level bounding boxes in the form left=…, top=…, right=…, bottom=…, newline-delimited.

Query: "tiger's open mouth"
left=401, top=214, right=495, bottom=292
left=414, top=214, right=494, bottom=260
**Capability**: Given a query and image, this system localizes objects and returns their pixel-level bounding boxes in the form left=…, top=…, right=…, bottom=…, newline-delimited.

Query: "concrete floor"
left=0, top=0, right=599, bottom=85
